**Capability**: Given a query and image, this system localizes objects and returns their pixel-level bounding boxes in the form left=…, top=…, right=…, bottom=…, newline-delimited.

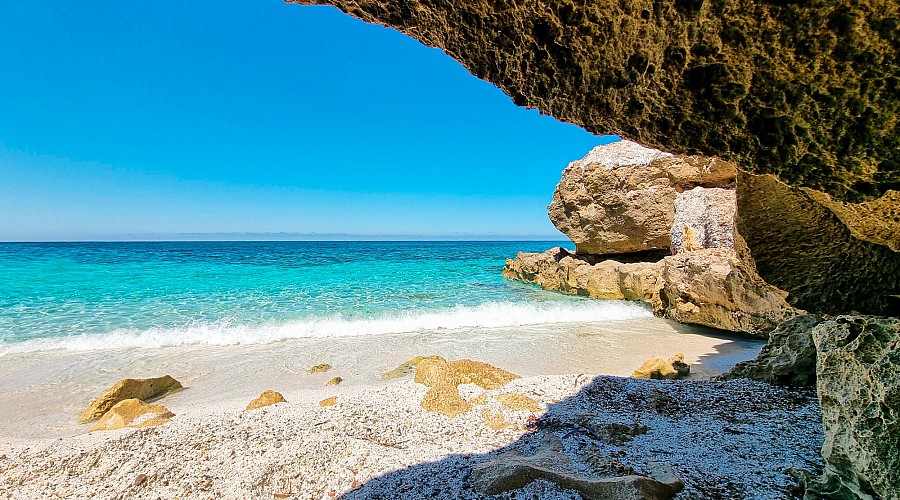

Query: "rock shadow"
left=340, top=375, right=823, bottom=499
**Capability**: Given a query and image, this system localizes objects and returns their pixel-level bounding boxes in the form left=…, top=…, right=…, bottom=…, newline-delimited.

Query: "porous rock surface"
left=547, top=140, right=736, bottom=254
left=503, top=247, right=797, bottom=335
left=737, top=172, right=900, bottom=315
left=290, top=0, right=899, bottom=202
left=718, top=314, right=823, bottom=387
left=245, top=390, right=287, bottom=411
left=671, top=187, right=735, bottom=254
left=413, top=356, right=521, bottom=417
left=90, top=399, right=175, bottom=432
left=80, top=376, right=182, bottom=423
left=469, top=432, right=684, bottom=499
left=808, top=316, right=900, bottom=500
left=632, top=353, right=691, bottom=380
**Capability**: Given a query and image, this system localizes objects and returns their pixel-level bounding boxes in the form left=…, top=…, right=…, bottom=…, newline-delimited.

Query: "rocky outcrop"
left=737, top=172, right=900, bottom=316
left=671, top=187, right=736, bottom=254
left=632, top=353, right=691, bottom=380
left=90, top=399, right=174, bottom=432
left=246, top=390, right=287, bottom=410
left=413, top=356, right=520, bottom=417
left=290, top=0, right=899, bottom=203
left=547, top=141, right=736, bottom=254
left=470, top=433, right=684, bottom=499
left=504, top=247, right=797, bottom=335
left=80, top=375, right=182, bottom=423
left=807, top=316, right=900, bottom=500
left=718, top=315, right=823, bottom=387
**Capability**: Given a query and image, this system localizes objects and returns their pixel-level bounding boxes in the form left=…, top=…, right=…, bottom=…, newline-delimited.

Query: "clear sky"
left=0, top=0, right=613, bottom=241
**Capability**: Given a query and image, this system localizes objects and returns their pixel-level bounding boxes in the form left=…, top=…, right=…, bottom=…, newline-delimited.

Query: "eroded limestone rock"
left=290, top=0, right=899, bottom=202
left=670, top=187, right=736, bottom=254
left=632, top=353, right=690, bottom=380
left=413, top=356, right=520, bottom=417
left=381, top=356, right=435, bottom=381
left=497, top=393, right=542, bottom=413
left=307, top=363, right=332, bottom=374
left=737, top=172, right=900, bottom=316
left=80, top=375, right=182, bottom=423
left=470, top=433, right=683, bottom=499
left=90, top=399, right=174, bottom=432
left=547, top=141, right=736, bottom=255
left=718, top=315, right=823, bottom=386
left=504, top=247, right=797, bottom=335
left=808, top=316, right=900, bottom=500
left=246, top=390, right=287, bottom=411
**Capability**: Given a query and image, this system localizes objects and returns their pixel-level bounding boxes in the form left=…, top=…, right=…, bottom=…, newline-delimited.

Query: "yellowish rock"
left=413, top=356, right=520, bottom=417
left=319, top=396, right=337, bottom=407
left=381, top=356, right=441, bottom=380
left=481, top=410, right=514, bottom=430
left=80, top=375, right=182, bottom=423
left=326, top=377, right=343, bottom=386
left=246, top=390, right=286, bottom=410
left=631, top=353, right=691, bottom=380
left=497, top=393, right=542, bottom=413
left=681, top=225, right=702, bottom=252
left=470, top=394, right=488, bottom=406
left=90, top=399, right=174, bottom=431
left=307, top=363, right=332, bottom=374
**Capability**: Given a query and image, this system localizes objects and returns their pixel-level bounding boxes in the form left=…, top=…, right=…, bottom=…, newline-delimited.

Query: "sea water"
left=0, top=241, right=764, bottom=439
left=0, top=241, right=653, bottom=354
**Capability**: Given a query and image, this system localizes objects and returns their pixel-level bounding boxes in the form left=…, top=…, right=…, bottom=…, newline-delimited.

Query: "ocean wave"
left=0, top=300, right=652, bottom=355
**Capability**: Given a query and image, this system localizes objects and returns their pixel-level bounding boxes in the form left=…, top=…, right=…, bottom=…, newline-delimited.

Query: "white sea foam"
left=0, top=300, right=652, bottom=355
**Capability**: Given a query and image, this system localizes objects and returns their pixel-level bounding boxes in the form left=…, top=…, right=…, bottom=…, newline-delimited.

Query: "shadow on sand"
left=340, top=373, right=823, bottom=499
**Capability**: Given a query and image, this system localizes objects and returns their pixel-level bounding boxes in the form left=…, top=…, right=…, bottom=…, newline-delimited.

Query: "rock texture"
left=89, top=399, right=174, bottom=432
left=80, top=375, right=182, bottom=423
left=290, top=0, right=899, bottom=202
left=671, top=187, right=736, bottom=254
left=413, top=356, right=520, bottom=417
left=503, top=247, right=797, bottom=335
left=246, top=390, right=287, bottom=411
left=631, top=353, right=690, bottom=380
left=547, top=141, right=736, bottom=254
left=808, top=316, right=900, bottom=500
left=718, top=315, right=823, bottom=387
left=737, top=172, right=900, bottom=315
left=469, top=433, right=684, bottom=499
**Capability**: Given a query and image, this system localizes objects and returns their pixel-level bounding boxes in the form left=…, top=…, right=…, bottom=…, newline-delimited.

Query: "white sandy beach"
left=0, top=317, right=828, bottom=499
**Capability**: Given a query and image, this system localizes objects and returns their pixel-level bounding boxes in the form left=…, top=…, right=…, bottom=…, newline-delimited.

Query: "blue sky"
left=0, top=0, right=612, bottom=241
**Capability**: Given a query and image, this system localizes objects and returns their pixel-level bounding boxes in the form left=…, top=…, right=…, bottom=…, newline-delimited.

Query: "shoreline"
left=0, top=317, right=762, bottom=446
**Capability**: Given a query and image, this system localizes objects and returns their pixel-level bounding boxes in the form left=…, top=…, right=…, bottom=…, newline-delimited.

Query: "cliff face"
left=289, top=0, right=899, bottom=203
left=737, top=172, right=900, bottom=315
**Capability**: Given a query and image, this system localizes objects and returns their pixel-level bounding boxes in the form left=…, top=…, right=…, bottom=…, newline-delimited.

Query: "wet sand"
left=0, top=317, right=762, bottom=448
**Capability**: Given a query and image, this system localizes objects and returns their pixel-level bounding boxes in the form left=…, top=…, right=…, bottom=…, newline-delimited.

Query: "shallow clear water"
left=0, top=241, right=653, bottom=353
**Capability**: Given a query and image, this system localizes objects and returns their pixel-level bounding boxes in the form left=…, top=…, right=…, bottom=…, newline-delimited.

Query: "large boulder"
left=504, top=247, right=797, bottom=336
left=737, top=172, right=900, bottom=316
left=717, top=314, right=823, bottom=386
left=547, top=141, right=736, bottom=255
left=80, top=375, right=182, bottom=423
left=807, top=316, right=900, bottom=500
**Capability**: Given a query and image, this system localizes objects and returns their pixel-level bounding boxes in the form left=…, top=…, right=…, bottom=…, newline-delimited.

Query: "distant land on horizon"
left=1, top=232, right=570, bottom=243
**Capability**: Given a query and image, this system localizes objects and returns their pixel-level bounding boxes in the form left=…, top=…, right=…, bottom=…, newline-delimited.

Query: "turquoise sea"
left=0, top=241, right=653, bottom=355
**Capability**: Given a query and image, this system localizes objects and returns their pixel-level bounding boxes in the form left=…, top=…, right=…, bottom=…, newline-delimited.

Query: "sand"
left=0, top=375, right=822, bottom=499
left=0, top=317, right=818, bottom=499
